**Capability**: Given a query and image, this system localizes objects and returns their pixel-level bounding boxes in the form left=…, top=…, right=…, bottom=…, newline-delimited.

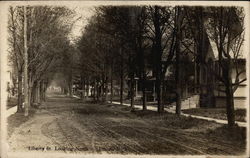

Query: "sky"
left=67, top=5, right=247, bottom=59
left=67, top=6, right=95, bottom=42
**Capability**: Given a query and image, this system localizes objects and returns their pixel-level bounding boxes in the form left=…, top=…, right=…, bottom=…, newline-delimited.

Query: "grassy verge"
left=106, top=103, right=246, bottom=139
left=182, top=108, right=246, bottom=122
left=7, top=107, right=37, bottom=138
left=104, top=103, right=246, bottom=154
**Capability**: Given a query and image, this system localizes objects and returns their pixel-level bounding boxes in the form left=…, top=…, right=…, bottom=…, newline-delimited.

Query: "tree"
left=91, top=7, right=135, bottom=107
left=174, top=6, right=183, bottom=115
left=206, top=7, right=246, bottom=127
left=185, top=7, right=216, bottom=108
left=8, top=7, right=25, bottom=112
left=77, top=14, right=113, bottom=103
left=8, top=6, right=75, bottom=115
left=132, top=7, right=150, bottom=111
left=147, top=6, right=176, bottom=113
left=23, top=6, right=29, bottom=116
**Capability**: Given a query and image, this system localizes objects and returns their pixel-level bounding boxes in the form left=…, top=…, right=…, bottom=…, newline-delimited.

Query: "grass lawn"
left=182, top=108, right=246, bottom=122
left=105, top=104, right=246, bottom=154
left=7, top=107, right=36, bottom=138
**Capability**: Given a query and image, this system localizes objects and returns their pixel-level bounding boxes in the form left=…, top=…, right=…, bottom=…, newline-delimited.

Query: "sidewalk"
left=110, top=101, right=247, bottom=127
left=73, top=95, right=81, bottom=99
left=6, top=106, right=18, bottom=117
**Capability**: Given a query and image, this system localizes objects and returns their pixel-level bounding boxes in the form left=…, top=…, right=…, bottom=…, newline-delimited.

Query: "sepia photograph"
left=0, top=1, right=249, bottom=158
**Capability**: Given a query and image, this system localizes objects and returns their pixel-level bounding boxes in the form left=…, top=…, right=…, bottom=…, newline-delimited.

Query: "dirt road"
left=8, top=94, right=246, bottom=155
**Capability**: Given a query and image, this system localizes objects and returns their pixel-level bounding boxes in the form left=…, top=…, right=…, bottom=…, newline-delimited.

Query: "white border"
left=0, top=1, right=249, bottom=158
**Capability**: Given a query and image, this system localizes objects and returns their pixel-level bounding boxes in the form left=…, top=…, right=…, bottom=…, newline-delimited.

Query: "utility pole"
left=24, top=6, right=29, bottom=116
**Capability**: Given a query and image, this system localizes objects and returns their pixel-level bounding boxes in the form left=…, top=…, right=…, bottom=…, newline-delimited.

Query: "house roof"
left=206, top=32, right=245, bottom=60
left=204, top=10, right=246, bottom=60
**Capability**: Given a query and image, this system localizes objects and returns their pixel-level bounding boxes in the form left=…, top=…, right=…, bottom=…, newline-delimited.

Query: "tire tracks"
left=106, top=120, right=205, bottom=154
left=107, top=118, right=241, bottom=155
left=92, top=120, right=145, bottom=154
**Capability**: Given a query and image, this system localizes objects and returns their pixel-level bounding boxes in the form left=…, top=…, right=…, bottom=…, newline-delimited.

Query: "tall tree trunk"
left=120, top=70, right=124, bottom=105
left=139, top=42, right=147, bottom=110
left=120, top=49, right=124, bottom=105
left=129, top=53, right=135, bottom=111
left=110, top=63, right=113, bottom=103
left=225, top=85, right=235, bottom=127
left=23, top=6, right=29, bottom=116
left=175, top=6, right=182, bottom=116
left=69, top=81, right=72, bottom=97
left=160, top=79, right=164, bottom=112
left=130, top=72, right=135, bottom=111
left=63, top=87, right=67, bottom=95
left=28, top=79, right=33, bottom=109
left=142, top=72, right=147, bottom=111
left=162, top=79, right=167, bottom=110
left=39, top=80, right=42, bottom=101
left=82, top=77, right=85, bottom=101
left=104, top=76, right=108, bottom=103
left=69, top=70, right=73, bottom=97
left=28, top=86, right=32, bottom=108
left=207, top=60, right=215, bottom=107
left=40, top=80, right=43, bottom=101
left=37, top=81, right=40, bottom=104
left=200, top=8, right=206, bottom=97
left=86, top=77, right=89, bottom=99
left=153, top=6, right=164, bottom=113
left=44, top=81, right=48, bottom=101
left=40, top=80, right=46, bottom=102
left=93, top=80, right=96, bottom=101
left=175, top=47, right=181, bottom=116
left=17, top=73, right=23, bottom=112
left=225, top=62, right=235, bottom=127
left=40, top=81, right=43, bottom=101
left=31, top=82, right=36, bottom=105
left=96, top=79, right=100, bottom=102
left=156, top=76, right=163, bottom=113
left=101, top=73, right=105, bottom=103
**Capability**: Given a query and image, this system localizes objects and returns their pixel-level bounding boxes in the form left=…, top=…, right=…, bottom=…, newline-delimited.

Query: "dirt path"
left=8, top=94, right=246, bottom=155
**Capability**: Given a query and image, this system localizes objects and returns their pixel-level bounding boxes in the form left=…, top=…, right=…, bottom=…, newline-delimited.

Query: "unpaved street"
left=8, top=94, right=246, bottom=155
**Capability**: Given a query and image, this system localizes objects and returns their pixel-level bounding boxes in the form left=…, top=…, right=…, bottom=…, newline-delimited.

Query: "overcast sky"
left=68, top=6, right=95, bottom=42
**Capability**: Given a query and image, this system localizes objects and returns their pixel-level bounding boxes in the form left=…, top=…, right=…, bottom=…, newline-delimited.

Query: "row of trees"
left=8, top=6, right=75, bottom=115
left=76, top=6, right=246, bottom=127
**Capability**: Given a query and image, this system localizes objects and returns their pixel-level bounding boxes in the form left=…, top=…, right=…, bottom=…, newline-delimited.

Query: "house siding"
left=216, top=97, right=246, bottom=109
